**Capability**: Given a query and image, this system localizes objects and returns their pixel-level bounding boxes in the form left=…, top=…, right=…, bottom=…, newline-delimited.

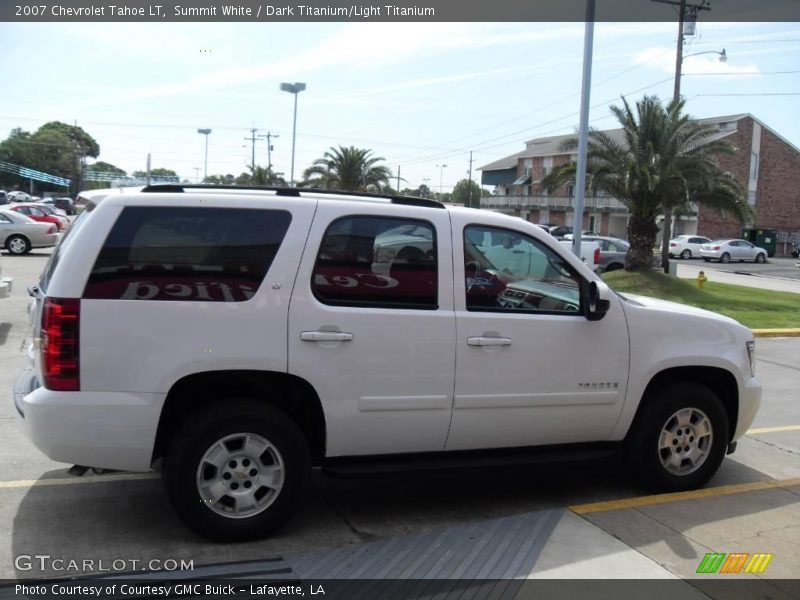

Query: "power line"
left=685, top=70, right=800, bottom=76
left=695, top=92, right=800, bottom=97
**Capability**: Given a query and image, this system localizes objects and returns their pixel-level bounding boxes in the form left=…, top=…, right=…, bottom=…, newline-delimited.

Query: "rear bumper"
left=13, top=372, right=165, bottom=471
left=732, top=376, right=762, bottom=441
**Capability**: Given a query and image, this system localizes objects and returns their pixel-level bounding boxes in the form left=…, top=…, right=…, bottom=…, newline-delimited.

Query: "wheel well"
left=632, top=367, right=738, bottom=442
left=152, top=370, right=327, bottom=466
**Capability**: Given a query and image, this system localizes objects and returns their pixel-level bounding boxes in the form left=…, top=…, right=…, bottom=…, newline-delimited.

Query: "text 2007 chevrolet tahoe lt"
left=14, top=185, right=761, bottom=541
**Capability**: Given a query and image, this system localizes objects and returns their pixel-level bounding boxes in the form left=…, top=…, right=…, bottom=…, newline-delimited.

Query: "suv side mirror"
left=585, top=280, right=611, bottom=321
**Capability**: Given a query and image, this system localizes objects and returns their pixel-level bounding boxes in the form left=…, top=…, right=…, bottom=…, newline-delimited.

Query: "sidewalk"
left=676, top=264, right=800, bottom=295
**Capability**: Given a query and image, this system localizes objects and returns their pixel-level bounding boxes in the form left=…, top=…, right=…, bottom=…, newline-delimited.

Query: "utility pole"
left=396, top=166, right=401, bottom=192
left=146, top=153, right=152, bottom=186
left=466, top=151, right=475, bottom=208
left=245, top=128, right=258, bottom=172
left=652, top=0, right=710, bottom=272
left=258, top=132, right=279, bottom=174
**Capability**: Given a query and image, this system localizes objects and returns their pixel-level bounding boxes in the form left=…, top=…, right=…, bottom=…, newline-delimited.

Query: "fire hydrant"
left=696, top=270, right=707, bottom=289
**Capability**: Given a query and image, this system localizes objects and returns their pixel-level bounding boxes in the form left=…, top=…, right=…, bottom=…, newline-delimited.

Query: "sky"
left=1, top=20, right=798, bottom=192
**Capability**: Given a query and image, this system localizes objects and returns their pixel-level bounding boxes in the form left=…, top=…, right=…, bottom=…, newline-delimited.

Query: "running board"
left=321, top=443, right=621, bottom=477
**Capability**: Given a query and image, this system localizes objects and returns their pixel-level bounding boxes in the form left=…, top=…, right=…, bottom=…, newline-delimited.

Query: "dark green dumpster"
left=741, top=227, right=777, bottom=257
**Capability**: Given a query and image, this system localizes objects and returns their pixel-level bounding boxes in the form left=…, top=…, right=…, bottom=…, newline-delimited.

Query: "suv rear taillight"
left=41, top=297, right=80, bottom=391
left=593, top=247, right=600, bottom=265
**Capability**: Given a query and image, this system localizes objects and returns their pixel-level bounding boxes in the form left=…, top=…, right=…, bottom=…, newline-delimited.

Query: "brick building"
left=479, top=114, right=800, bottom=256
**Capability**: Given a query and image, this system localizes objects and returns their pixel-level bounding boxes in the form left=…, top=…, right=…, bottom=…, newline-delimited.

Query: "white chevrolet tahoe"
left=14, top=185, right=761, bottom=542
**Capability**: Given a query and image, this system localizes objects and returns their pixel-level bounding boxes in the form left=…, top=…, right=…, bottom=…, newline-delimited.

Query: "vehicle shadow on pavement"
left=10, top=456, right=795, bottom=580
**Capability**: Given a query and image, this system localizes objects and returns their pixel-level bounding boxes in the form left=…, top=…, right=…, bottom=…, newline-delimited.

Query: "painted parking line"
left=0, top=472, right=159, bottom=489
left=747, top=424, right=800, bottom=435
left=569, top=477, right=800, bottom=515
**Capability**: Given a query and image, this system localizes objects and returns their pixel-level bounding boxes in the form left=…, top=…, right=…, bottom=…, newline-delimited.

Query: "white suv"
left=14, top=185, right=761, bottom=541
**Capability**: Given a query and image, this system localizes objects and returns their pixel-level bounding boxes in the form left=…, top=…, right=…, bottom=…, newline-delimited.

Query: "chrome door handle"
left=300, top=331, right=353, bottom=342
left=467, top=336, right=512, bottom=347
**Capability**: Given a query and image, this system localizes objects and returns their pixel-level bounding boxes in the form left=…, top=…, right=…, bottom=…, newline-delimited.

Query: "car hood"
left=619, top=293, right=741, bottom=327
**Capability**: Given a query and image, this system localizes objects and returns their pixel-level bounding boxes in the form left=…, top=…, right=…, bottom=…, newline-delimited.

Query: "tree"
left=542, top=95, right=750, bottom=271
left=0, top=123, right=100, bottom=194
left=451, top=179, right=485, bottom=207
left=204, top=173, right=237, bottom=185
left=87, top=161, right=126, bottom=176
left=132, top=168, right=178, bottom=180
left=302, top=146, right=392, bottom=192
left=235, top=165, right=287, bottom=186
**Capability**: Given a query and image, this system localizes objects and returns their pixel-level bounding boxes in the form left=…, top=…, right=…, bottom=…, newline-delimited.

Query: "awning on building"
left=512, top=175, right=532, bottom=185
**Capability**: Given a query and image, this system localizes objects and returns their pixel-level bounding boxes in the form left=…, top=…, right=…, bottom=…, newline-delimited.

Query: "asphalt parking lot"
left=675, top=256, right=800, bottom=281
left=1, top=249, right=799, bottom=594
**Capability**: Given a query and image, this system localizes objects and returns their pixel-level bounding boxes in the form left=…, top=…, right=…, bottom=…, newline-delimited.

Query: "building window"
left=566, top=183, right=575, bottom=197
left=750, top=152, right=759, bottom=182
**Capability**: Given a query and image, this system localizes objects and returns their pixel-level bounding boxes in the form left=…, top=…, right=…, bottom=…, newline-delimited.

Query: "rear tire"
left=626, top=382, right=728, bottom=492
left=5, top=235, right=31, bottom=255
left=680, top=249, right=692, bottom=259
left=720, top=252, right=730, bottom=263
left=164, top=399, right=310, bottom=542
left=755, top=253, right=766, bottom=264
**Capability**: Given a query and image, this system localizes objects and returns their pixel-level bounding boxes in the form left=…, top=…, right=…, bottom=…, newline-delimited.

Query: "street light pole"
left=436, top=164, right=447, bottom=197
left=280, top=82, right=306, bottom=186
left=197, top=128, right=211, bottom=181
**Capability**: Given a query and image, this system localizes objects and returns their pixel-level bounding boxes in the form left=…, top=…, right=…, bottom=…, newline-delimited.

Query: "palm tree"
left=302, top=146, right=392, bottom=192
left=543, top=95, right=751, bottom=271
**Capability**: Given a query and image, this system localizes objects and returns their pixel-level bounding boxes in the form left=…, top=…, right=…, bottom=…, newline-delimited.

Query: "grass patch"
left=601, top=270, right=800, bottom=329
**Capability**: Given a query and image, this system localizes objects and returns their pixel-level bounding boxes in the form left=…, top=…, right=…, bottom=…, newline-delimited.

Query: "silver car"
left=0, top=209, right=59, bottom=255
left=700, top=239, right=767, bottom=264
left=580, top=235, right=629, bottom=272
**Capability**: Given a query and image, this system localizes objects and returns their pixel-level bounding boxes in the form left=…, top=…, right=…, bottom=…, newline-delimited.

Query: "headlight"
left=746, top=340, right=756, bottom=377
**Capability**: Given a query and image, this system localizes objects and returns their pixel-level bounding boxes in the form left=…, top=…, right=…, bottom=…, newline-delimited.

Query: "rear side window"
left=84, top=207, right=291, bottom=302
left=311, top=216, right=438, bottom=309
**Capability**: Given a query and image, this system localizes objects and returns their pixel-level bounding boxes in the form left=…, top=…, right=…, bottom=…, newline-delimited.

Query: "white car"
left=668, top=235, right=711, bottom=259
left=8, top=191, right=31, bottom=202
left=14, top=185, right=761, bottom=542
left=700, top=239, right=768, bottom=264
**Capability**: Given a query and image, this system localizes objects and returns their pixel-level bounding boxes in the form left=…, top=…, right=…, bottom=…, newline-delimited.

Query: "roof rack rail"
left=140, top=184, right=444, bottom=209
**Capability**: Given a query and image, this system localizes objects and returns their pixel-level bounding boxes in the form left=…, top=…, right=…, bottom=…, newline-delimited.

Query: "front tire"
left=680, top=249, right=692, bottom=260
left=6, top=234, right=31, bottom=255
left=755, top=253, right=766, bottom=264
left=164, top=399, right=310, bottom=542
left=720, top=252, right=731, bottom=263
left=627, top=382, right=728, bottom=492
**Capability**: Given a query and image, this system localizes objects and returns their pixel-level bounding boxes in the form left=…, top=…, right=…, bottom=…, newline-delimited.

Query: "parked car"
left=0, top=209, right=59, bottom=254
left=40, top=197, right=76, bottom=216
left=579, top=235, right=629, bottom=273
left=700, top=239, right=768, bottom=264
left=32, top=203, right=69, bottom=229
left=8, top=203, right=65, bottom=231
left=7, top=191, right=30, bottom=202
left=0, top=191, right=9, bottom=206
left=552, top=226, right=597, bottom=239
left=669, top=235, right=711, bottom=259
left=14, top=185, right=761, bottom=542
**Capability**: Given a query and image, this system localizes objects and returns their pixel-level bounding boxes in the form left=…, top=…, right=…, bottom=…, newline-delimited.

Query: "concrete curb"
left=752, top=328, right=800, bottom=338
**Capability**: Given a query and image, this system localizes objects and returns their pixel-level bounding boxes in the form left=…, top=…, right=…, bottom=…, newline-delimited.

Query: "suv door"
left=288, top=203, right=456, bottom=457
left=446, top=218, right=629, bottom=451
